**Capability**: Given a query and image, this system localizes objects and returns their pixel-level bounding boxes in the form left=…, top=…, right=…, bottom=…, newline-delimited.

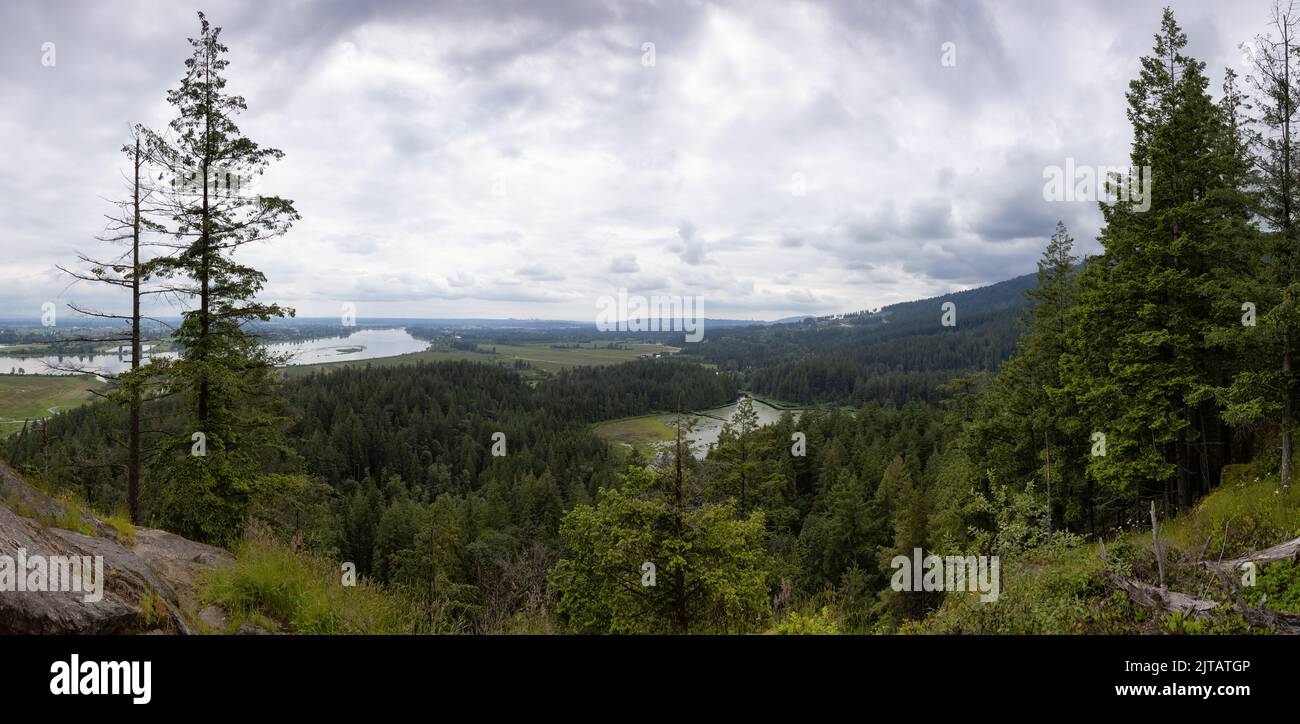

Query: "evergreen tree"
left=550, top=426, right=770, bottom=634
left=711, top=397, right=786, bottom=515
left=965, top=222, right=1081, bottom=531
left=878, top=456, right=928, bottom=622
left=390, top=494, right=476, bottom=633
left=1221, top=1, right=1300, bottom=493
left=145, top=12, right=300, bottom=542
left=1062, top=9, right=1249, bottom=517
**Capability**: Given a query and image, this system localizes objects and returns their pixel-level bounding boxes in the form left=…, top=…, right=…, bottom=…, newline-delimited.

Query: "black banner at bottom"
left=0, top=634, right=1285, bottom=713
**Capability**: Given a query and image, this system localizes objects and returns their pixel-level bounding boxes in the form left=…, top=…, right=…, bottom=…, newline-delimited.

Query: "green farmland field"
left=0, top=375, right=108, bottom=434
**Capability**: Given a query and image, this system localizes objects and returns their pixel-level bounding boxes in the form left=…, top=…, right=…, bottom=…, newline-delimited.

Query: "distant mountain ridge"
left=765, top=271, right=1037, bottom=328
left=680, top=271, right=1039, bottom=405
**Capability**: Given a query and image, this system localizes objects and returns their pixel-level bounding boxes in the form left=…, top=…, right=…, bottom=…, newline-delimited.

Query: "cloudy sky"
left=0, top=0, right=1278, bottom=321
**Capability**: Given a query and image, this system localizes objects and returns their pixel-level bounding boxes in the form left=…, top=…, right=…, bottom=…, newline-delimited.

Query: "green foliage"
left=710, top=398, right=778, bottom=512
left=1242, top=560, right=1300, bottom=614
left=917, top=462, right=1300, bottom=635
left=1101, top=538, right=1140, bottom=579
left=835, top=565, right=878, bottom=633
left=246, top=473, right=335, bottom=551
left=57, top=505, right=95, bottom=536
left=1160, top=611, right=1258, bottom=635
left=22, top=489, right=98, bottom=537
left=878, top=457, right=929, bottom=623
left=968, top=479, right=1053, bottom=556
left=156, top=454, right=254, bottom=545
left=798, top=466, right=881, bottom=592
left=551, top=466, right=771, bottom=634
left=285, top=359, right=728, bottom=503
left=137, top=589, right=167, bottom=628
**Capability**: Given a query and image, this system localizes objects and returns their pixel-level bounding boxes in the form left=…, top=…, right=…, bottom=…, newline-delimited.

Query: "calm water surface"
left=0, top=328, right=430, bottom=376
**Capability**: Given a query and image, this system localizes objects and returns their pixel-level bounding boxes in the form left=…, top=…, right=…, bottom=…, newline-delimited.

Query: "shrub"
left=773, top=606, right=840, bottom=634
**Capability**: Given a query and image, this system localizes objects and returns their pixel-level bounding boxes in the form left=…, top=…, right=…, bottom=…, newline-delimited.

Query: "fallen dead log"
left=1204, top=535, right=1300, bottom=575
left=1109, top=573, right=1300, bottom=634
left=1235, top=605, right=1300, bottom=634
left=1108, top=574, right=1219, bottom=617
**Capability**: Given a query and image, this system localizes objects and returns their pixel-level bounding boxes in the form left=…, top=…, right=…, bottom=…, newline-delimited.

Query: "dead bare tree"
left=55, top=125, right=172, bottom=522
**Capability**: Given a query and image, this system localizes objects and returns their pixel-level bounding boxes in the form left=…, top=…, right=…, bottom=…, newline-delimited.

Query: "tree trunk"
left=428, top=522, right=437, bottom=633
left=1150, top=501, right=1165, bottom=592
left=1284, top=331, right=1293, bottom=494
left=128, top=136, right=142, bottom=524
left=1283, top=17, right=1294, bottom=496
left=1086, top=476, right=1095, bottom=538
left=673, top=420, right=688, bottom=633
left=1176, top=426, right=1190, bottom=511
left=197, top=50, right=213, bottom=427
left=1043, top=427, right=1053, bottom=534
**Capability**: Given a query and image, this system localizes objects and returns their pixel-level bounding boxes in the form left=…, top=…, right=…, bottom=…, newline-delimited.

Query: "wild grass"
left=202, top=528, right=414, bottom=634
left=1167, top=463, right=1300, bottom=560
left=102, top=508, right=137, bottom=546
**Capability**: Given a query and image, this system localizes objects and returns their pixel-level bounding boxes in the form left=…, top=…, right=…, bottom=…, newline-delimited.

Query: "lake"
left=0, top=327, right=431, bottom=376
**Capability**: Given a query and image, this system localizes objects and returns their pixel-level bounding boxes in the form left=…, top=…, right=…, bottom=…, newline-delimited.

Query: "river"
left=0, top=327, right=431, bottom=376
left=660, top=396, right=800, bottom=459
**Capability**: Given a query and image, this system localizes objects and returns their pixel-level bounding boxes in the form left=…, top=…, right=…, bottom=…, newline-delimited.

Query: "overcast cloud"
left=0, top=0, right=1275, bottom=320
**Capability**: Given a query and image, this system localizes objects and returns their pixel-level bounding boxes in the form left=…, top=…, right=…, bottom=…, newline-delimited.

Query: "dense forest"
left=7, top=7, right=1300, bottom=634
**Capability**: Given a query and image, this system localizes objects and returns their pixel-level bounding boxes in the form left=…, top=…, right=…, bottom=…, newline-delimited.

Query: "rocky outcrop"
left=0, top=462, right=231, bottom=634
left=131, top=526, right=233, bottom=628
